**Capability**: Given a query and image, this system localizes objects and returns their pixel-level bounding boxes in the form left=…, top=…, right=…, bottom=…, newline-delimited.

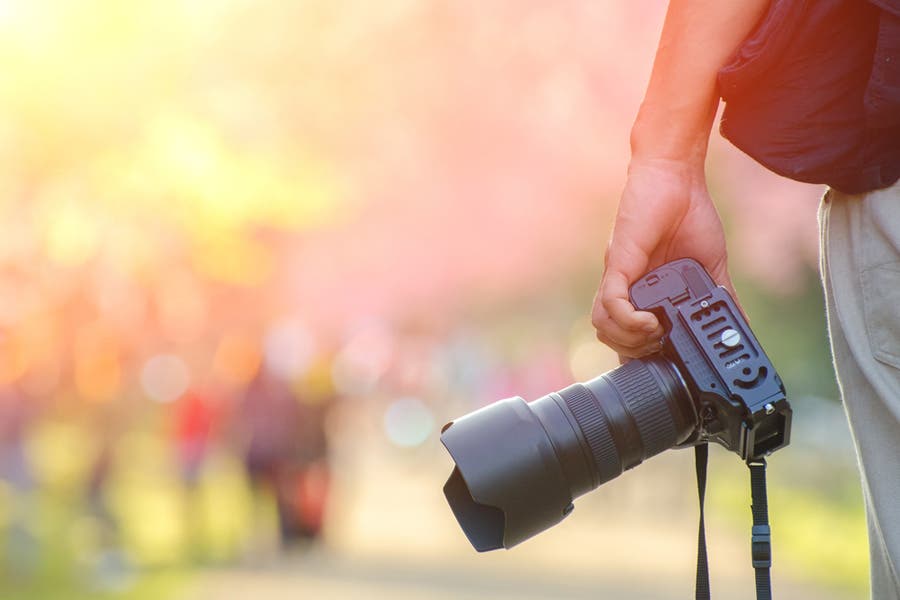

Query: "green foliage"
left=709, top=455, right=867, bottom=594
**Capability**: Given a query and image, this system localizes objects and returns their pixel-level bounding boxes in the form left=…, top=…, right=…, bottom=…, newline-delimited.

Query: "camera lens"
left=561, top=357, right=697, bottom=486
left=441, top=356, right=697, bottom=551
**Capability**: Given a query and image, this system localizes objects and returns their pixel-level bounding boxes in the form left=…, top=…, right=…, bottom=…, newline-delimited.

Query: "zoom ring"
left=607, top=360, right=677, bottom=458
left=561, top=384, right=622, bottom=485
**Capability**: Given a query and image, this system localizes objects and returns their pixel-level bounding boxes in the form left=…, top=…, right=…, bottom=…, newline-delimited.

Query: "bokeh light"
left=263, top=318, right=314, bottom=382
left=140, top=354, right=190, bottom=403
left=331, top=323, right=394, bottom=396
left=213, top=333, right=262, bottom=387
left=383, top=397, right=435, bottom=448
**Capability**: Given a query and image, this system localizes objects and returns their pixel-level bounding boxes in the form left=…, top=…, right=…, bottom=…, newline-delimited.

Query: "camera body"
left=630, top=258, right=790, bottom=461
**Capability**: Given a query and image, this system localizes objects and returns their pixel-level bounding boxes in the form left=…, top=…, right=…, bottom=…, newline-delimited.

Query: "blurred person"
left=85, top=430, right=116, bottom=543
left=591, top=2, right=900, bottom=597
left=169, top=386, right=220, bottom=560
left=237, top=367, right=325, bottom=549
left=0, top=385, right=39, bottom=576
left=83, top=419, right=134, bottom=591
left=289, top=358, right=336, bottom=543
left=171, top=387, right=217, bottom=489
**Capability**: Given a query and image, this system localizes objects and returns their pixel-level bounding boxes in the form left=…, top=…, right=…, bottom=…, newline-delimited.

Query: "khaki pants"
left=820, top=184, right=900, bottom=599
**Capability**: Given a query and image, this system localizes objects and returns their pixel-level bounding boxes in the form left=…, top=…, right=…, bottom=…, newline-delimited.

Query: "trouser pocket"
left=860, top=191, right=900, bottom=371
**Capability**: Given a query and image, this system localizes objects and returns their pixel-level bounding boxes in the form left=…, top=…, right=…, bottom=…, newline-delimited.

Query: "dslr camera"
left=441, top=258, right=792, bottom=551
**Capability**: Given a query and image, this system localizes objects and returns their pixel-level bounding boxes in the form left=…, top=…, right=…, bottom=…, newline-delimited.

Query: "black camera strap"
left=693, top=444, right=773, bottom=600
left=694, top=443, right=711, bottom=600
left=748, top=459, right=772, bottom=600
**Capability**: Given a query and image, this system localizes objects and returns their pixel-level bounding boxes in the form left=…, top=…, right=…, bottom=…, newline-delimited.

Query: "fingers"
left=592, top=287, right=664, bottom=358
left=594, top=323, right=663, bottom=358
left=593, top=240, right=667, bottom=357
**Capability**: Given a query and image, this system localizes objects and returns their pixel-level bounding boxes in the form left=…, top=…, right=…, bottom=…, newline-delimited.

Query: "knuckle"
left=600, top=293, right=622, bottom=315
left=594, top=327, right=612, bottom=345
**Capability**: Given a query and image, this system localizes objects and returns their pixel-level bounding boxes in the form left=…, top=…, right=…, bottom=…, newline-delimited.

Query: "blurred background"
left=0, top=1, right=867, bottom=599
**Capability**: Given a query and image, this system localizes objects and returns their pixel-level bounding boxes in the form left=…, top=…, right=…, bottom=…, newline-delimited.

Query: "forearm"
left=594, top=2, right=763, bottom=351
left=631, top=0, right=769, bottom=164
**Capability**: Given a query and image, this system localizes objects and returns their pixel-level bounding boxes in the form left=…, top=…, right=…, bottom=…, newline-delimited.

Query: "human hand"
left=591, top=158, right=738, bottom=359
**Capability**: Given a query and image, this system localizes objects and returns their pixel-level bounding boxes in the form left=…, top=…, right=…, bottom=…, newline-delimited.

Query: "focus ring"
left=561, top=384, right=622, bottom=484
left=607, top=360, right=677, bottom=458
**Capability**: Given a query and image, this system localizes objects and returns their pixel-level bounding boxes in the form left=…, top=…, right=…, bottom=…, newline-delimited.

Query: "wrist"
left=629, top=99, right=717, bottom=165
left=624, top=152, right=709, bottom=196
left=626, top=146, right=707, bottom=178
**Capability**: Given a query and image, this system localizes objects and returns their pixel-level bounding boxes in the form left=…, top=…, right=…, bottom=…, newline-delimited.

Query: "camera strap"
left=694, top=443, right=711, bottom=600
left=693, top=444, right=773, bottom=600
left=748, top=459, right=772, bottom=600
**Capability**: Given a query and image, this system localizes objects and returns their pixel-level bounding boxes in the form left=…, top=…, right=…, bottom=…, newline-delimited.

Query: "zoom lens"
left=441, top=356, right=697, bottom=551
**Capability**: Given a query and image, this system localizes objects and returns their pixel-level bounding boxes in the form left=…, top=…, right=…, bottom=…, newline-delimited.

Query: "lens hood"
left=441, top=397, right=574, bottom=551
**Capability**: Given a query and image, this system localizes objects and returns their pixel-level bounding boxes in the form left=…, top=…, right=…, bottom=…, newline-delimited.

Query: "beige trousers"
left=820, top=183, right=900, bottom=599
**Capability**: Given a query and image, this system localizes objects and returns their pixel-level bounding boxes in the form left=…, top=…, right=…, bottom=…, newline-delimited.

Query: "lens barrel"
left=560, top=357, right=697, bottom=488
left=441, top=356, right=697, bottom=551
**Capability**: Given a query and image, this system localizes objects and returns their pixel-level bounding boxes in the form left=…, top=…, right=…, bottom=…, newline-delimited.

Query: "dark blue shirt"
left=718, top=0, right=900, bottom=194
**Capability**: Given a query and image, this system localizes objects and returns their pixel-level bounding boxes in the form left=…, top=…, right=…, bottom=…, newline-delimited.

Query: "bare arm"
left=592, top=0, right=769, bottom=357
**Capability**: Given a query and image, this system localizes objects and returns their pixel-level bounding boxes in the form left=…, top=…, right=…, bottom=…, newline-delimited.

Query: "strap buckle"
left=751, top=524, right=771, bottom=568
